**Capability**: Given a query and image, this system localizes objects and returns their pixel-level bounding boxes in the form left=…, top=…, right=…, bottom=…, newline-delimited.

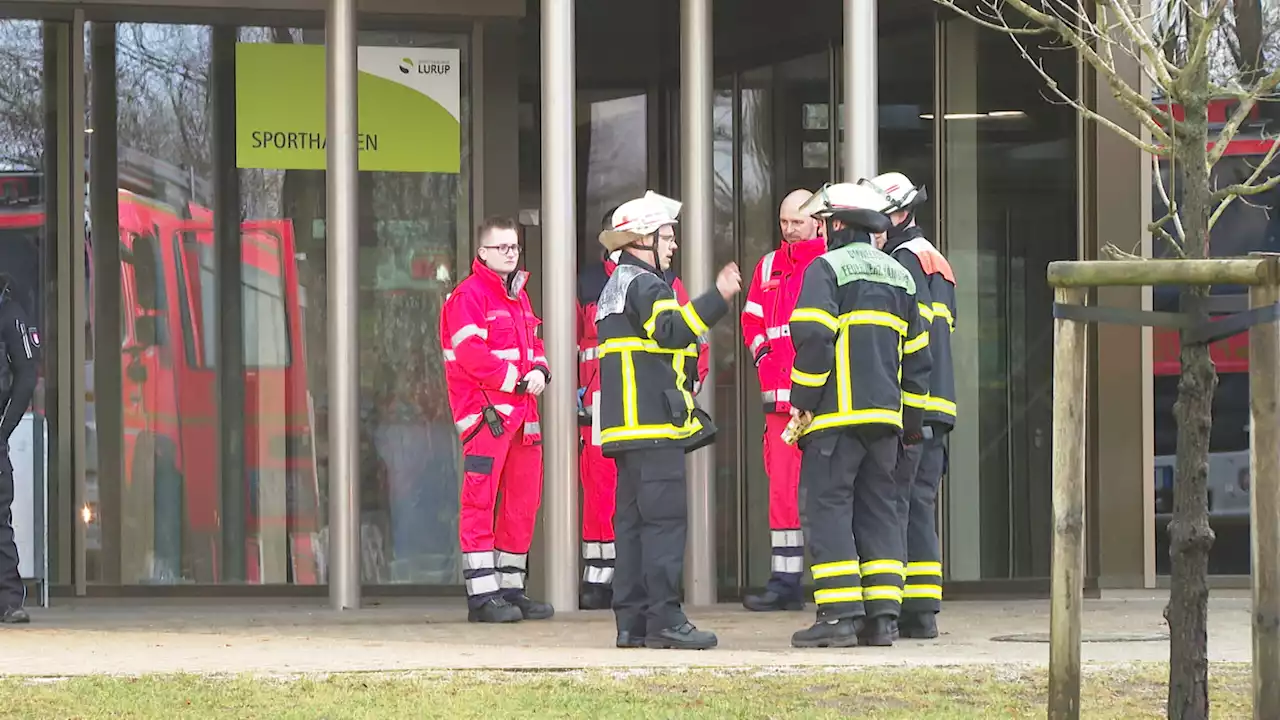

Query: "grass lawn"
left=0, top=663, right=1253, bottom=719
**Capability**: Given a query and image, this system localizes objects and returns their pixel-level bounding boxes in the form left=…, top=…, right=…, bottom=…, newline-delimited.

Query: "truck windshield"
left=182, top=231, right=292, bottom=369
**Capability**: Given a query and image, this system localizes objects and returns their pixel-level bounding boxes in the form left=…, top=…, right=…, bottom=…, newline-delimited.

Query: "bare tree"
left=926, top=1, right=1280, bottom=718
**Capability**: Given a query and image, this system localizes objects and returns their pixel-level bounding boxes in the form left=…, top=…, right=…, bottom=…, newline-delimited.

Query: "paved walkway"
left=0, top=590, right=1254, bottom=677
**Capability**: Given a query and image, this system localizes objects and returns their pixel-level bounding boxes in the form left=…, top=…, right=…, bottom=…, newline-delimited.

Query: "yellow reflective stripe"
left=643, top=298, right=683, bottom=338
left=804, top=409, right=903, bottom=434
left=864, top=586, right=904, bottom=603
left=600, top=337, right=697, bottom=357
left=680, top=302, right=709, bottom=336
left=903, top=392, right=929, bottom=410
left=835, top=326, right=853, bottom=414
left=903, top=585, right=943, bottom=600
left=925, top=397, right=957, bottom=416
left=917, top=302, right=935, bottom=322
left=907, top=561, right=942, bottom=576
left=814, top=587, right=864, bottom=604
left=790, top=308, right=839, bottom=333
left=600, top=416, right=705, bottom=444
left=859, top=559, right=905, bottom=578
left=904, top=330, right=929, bottom=355
left=621, top=351, right=639, bottom=427
left=841, top=310, right=908, bottom=335
left=812, top=560, right=861, bottom=580
left=672, top=349, right=693, bottom=416
left=932, top=303, right=955, bottom=330
left=791, top=367, right=829, bottom=388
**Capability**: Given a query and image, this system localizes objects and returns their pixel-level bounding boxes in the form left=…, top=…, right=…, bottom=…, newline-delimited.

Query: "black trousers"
left=803, top=429, right=904, bottom=621
left=612, top=446, right=688, bottom=634
left=0, top=448, right=22, bottom=609
left=893, top=433, right=946, bottom=615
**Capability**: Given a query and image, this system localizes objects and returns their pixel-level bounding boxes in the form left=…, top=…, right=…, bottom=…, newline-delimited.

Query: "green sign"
left=235, top=43, right=461, bottom=173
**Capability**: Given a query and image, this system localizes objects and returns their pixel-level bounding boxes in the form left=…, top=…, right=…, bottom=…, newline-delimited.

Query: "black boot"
left=616, top=618, right=647, bottom=648
left=579, top=585, right=613, bottom=611
left=791, top=617, right=862, bottom=648
left=858, top=615, right=895, bottom=647
left=899, top=612, right=939, bottom=639
left=510, top=593, right=555, bottom=620
left=0, top=607, right=29, bottom=624
left=645, top=622, right=718, bottom=650
left=468, top=597, right=523, bottom=624
left=742, top=590, right=804, bottom=612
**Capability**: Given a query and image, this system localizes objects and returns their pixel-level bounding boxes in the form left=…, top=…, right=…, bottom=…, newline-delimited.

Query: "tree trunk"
left=1167, top=100, right=1216, bottom=720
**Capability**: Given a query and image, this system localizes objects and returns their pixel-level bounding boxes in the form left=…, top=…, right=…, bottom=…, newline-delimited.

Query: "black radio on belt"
left=483, top=405, right=505, bottom=437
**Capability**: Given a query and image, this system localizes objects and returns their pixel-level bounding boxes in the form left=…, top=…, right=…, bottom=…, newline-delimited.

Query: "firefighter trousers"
left=612, top=446, right=689, bottom=635
left=579, top=427, right=617, bottom=590
left=763, top=412, right=803, bottom=597
left=0, top=450, right=22, bottom=609
left=459, top=423, right=543, bottom=609
left=893, top=433, right=946, bottom=615
left=802, top=429, right=904, bottom=622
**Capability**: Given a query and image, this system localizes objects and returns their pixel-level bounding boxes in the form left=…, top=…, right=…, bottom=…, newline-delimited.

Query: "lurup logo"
left=399, top=57, right=452, bottom=75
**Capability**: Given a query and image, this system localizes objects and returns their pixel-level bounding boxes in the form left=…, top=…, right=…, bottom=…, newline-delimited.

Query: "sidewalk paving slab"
left=0, top=590, right=1252, bottom=677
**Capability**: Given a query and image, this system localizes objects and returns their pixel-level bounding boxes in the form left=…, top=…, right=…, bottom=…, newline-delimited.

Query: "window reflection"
left=82, top=22, right=469, bottom=585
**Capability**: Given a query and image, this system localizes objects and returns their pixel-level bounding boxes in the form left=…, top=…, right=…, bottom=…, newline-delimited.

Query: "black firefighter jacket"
left=787, top=241, right=932, bottom=441
left=885, top=226, right=958, bottom=431
left=594, top=253, right=729, bottom=457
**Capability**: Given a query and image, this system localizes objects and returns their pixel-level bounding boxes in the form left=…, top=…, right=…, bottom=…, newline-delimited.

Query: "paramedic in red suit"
left=740, top=189, right=826, bottom=612
left=576, top=206, right=710, bottom=611
left=440, top=215, right=556, bottom=624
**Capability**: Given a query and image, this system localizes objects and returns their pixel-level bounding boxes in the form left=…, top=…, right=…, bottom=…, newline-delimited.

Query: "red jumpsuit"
left=741, top=237, right=827, bottom=599
left=441, top=259, right=550, bottom=609
left=576, top=254, right=708, bottom=597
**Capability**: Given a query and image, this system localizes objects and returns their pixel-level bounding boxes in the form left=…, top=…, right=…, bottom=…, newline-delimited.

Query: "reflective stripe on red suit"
left=740, top=237, right=826, bottom=595
left=440, top=258, right=550, bottom=607
left=574, top=254, right=709, bottom=589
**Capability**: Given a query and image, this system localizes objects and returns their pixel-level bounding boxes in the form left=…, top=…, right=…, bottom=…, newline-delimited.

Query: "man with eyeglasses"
left=440, top=215, right=555, bottom=624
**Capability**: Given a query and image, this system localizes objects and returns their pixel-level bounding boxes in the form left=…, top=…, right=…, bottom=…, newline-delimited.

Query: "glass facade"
left=1, top=1, right=1137, bottom=598
left=75, top=20, right=470, bottom=586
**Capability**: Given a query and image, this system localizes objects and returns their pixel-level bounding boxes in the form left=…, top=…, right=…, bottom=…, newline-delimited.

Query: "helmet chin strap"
left=824, top=218, right=871, bottom=250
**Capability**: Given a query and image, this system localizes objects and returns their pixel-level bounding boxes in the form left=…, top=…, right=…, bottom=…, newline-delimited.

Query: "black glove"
left=902, top=406, right=925, bottom=446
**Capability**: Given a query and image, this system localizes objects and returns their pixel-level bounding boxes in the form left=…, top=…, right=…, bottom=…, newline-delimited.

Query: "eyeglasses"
left=481, top=243, right=521, bottom=256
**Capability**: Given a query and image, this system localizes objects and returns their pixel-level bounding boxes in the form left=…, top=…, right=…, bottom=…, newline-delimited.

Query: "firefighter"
left=860, top=172, right=956, bottom=640
left=785, top=183, right=932, bottom=649
left=740, top=188, right=826, bottom=613
left=439, top=215, right=555, bottom=624
left=595, top=191, right=741, bottom=650
left=575, top=208, right=710, bottom=611
left=0, top=273, right=36, bottom=624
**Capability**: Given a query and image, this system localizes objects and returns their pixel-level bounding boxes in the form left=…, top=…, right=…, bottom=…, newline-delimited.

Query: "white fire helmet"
left=611, top=191, right=682, bottom=235
left=797, top=182, right=893, bottom=219
left=858, top=172, right=926, bottom=214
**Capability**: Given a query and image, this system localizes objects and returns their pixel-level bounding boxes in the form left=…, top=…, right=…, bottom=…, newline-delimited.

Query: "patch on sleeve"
left=27, top=325, right=39, bottom=349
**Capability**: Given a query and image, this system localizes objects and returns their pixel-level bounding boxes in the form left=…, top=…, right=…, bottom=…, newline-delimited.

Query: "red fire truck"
left=0, top=152, right=322, bottom=585
left=1151, top=97, right=1276, bottom=574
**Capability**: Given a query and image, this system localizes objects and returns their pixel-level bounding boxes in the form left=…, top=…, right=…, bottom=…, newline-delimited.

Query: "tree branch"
left=1099, top=0, right=1181, bottom=89
left=1153, top=153, right=1188, bottom=255
left=1002, top=28, right=1169, bottom=155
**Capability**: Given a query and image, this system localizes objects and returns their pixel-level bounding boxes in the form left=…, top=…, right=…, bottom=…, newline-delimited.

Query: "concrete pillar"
left=1090, top=2, right=1154, bottom=589
left=540, top=0, right=580, bottom=612
left=326, top=0, right=361, bottom=610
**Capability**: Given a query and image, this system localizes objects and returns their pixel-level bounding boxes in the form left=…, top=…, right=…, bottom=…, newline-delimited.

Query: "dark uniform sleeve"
left=626, top=272, right=728, bottom=350
left=788, top=260, right=840, bottom=413
left=0, top=303, right=38, bottom=445
left=900, top=288, right=932, bottom=410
